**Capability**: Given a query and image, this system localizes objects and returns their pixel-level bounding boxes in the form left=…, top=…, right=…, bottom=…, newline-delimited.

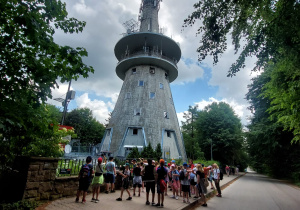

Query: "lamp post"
left=210, top=138, right=213, bottom=160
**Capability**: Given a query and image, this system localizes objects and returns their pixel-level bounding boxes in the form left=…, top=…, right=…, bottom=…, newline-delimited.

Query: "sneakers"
left=154, top=203, right=160, bottom=207
left=202, top=203, right=208, bottom=207
left=216, top=194, right=222, bottom=197
left=95, top=199, right=99, bottom=203
left=126, top=197, right=132, bottom=200
left=175, top=196, right=179, bottom=200
left=82, top=199, right=86, bottom=204
left=146, top=201, right=150, bottom=205
left=170, top=195, right=175, bottom=198
left=133, top=193, right=136, bottom=196
left=116, top=198, right=122, bottom=201
left=152, top=202, right=156, bottom=206
left=75, top=197, right=79, bottom=203
left=193, top=196, right=199, bottom=199
left=91, top=198, right=96, bottom=202
left=105, top=191, right=109, bottom=194
left=183, top=199, right=186, bottom=203
left=111, top=190, right=115, bottom=193
left=160, top=204, right=164, bottom=208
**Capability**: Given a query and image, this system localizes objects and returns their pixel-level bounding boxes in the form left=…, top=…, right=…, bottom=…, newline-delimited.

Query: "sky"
left=48, top=0, right=258, bottom=126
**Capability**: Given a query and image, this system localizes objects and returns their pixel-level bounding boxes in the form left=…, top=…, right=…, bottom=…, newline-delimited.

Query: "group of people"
left=225, top=165, right=239, bottom=176
left=75, top=156, right=222, bottom=208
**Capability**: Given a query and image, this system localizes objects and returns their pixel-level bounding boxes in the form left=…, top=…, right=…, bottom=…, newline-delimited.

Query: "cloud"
left=76, top=93, right=111, bottom=124
left=178, top=97, right=252, bottom=127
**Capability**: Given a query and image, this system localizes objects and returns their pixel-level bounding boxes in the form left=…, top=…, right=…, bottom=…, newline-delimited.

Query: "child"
left=133, top=162, right=142, bottom=196
left=155, top=159, right=167, bottom=208
left=170, top=164, right=179, bottom=200
left=181, top=162, right=191, bottom=204
left=76, top=156, right=94, bottom=204
left=91, top=157, right=104, bottom=203
left=116, top=163, right=132, bottom=201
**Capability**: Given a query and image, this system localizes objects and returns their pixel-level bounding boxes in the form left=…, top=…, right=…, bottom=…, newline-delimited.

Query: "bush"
left=0, top=200, right=39, bottom=210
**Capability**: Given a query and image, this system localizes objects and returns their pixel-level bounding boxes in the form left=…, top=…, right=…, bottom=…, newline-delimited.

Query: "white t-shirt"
left=213, top=168, right=220, bottom=179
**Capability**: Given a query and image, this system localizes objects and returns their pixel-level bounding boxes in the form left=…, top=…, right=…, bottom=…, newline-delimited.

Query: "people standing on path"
left=140, top=161, right=145, bottom=192
left=212, top=163, right=222, bottom=197
left=155, top=159, right=167, bottom=208
left=189, top=168, right=196, bottom=195
left=164, top=162, right=170, bottom=196
left=181, top=162, right=191, bottom=204
left=169, top=164, right=179, bottom=200
left=196, top=164, right=208, bottom=207
left=91, top=157, right=104, bottom=203
left=142, top=159, right=156, bottom=206
left=208, top=166, right=214, bottom=189
left=226, top=165, right=230, bottom=177
left=105, top=157, right=116, bottom=194
left=116, top=163, right=132, bottom=201
left=76, top=156, right=94, bottom=204
left=133, top=162, right=142, bottom=196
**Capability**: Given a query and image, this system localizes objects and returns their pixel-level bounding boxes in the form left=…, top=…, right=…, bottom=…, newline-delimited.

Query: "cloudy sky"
left=49, top=0, right=258, bottom=126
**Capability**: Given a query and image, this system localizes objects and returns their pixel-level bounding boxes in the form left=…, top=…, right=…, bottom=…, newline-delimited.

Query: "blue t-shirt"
left=171, top=170, right=179, bottom=181
left=106, top=161, right=115, bottom=174
left=157, top=166, right=167, bottom=181
left=190, top=172, right=195, bottom=180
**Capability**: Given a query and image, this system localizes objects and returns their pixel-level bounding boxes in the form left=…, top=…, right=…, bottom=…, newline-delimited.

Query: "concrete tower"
left=100, top=0, right=186, bottom=160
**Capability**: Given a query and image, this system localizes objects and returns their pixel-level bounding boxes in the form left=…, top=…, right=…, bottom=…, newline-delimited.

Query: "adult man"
left=142, top=159, right=156, bottom=206
left=105, top=157, right=116, bottom=193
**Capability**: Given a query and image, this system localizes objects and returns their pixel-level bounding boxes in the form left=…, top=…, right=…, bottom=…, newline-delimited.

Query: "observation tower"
left=99, top=0, right=186, bottom=160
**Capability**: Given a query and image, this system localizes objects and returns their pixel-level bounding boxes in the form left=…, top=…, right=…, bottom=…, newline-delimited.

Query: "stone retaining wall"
left=23, top=157, right=122, bottom=201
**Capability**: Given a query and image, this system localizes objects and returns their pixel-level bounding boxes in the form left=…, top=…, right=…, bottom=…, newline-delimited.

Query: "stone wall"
left=23, top=157, right=121, bottom=201
left=23, top=157, right=79, bottom=201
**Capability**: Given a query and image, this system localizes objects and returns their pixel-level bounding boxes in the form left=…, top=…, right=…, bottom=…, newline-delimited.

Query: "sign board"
left=59, top=169, right=71, bottom=174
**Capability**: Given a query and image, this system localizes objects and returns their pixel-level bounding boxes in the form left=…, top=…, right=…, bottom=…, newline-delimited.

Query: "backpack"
left=179, top=170, right=185, bottom=180
left=80, top=164, right=91, bottom=179
left=220, top=170, right=223, bottom=180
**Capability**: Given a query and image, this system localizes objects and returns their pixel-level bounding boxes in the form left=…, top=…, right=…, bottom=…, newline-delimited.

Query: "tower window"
left=132, top=68, right=136, bottom=74
left=133, top=129, right=138, bottom=135
left=134, top=108, right=141, bottom=116
left=138, top=80, right=144, bottom=87
left=160, top=83, right=164, bottom=89
left=165, top=73, right=168, bottom=79
left=107, top=129, right=111, bottom=136
left=164, top=111, right=169, bottom=119
left=167, top=131, right=171, bottom=138
left=150, top=67, right=155, bottom=74
left=149, top=92, right=156, bottom=99
left=125, top=92, right=131, bottom=99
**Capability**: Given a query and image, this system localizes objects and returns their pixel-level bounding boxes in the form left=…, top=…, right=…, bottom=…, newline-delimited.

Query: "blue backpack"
left=80, top=164, right=91, bottom=179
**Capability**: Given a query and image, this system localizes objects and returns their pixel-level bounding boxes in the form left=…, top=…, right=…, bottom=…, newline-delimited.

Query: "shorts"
left=157, top=182, right=163, bottom=194
left=145, top=181, right=155, bottom=193
left=122, top=179, right=129, bottom=189
left=133, top=176, right=142, bottom=188
left=172, top=180, right=180, bottom=191
left=105, top=173, right=115, bottom=183
left=190, top=179, right=196, bottom=186
left=182, top=185, right=189, bottom=192
left=78, top=179, right=90, bottom=192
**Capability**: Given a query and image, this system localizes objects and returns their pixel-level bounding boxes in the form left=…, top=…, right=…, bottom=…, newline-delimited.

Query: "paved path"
left=195, top=172, right=300, bottom=210
left=43, top=174, right=241, bottom=210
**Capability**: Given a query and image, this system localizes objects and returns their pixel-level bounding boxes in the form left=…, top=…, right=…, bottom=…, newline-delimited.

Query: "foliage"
left=196, top=102, right=246, bottom=166
left=183, top=0, right=300, bottom=142
left=246, top=72, right=300, bottom=180
left=0, top=0, right=94, bottom=162
left=64, top=108, right=105, bottom=144
left=0, top=199, right=39, bottom=210
left=127, top=147, right=140, bottom=160
left=182, top=106, right=205, bottom=160
left=126, top=143, right=163, bottom=161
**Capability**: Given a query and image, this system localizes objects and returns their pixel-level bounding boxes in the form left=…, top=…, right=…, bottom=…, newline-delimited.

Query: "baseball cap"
left=183, top=162, right=188, bottom=166
left=171, top=160, right=176, bottom=163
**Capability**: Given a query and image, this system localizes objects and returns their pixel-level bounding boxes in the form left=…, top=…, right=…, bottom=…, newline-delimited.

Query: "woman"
left=196, top=164, right=207, bottom=207
left=91, top=157, right=104, bottom=203
left=212, top=163, right=222, bottom=197
left=208, top=166, right=215, bottom=189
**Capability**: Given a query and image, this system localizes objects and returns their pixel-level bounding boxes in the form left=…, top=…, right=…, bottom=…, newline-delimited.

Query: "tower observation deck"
left=99, top=0, right=187, bottom=160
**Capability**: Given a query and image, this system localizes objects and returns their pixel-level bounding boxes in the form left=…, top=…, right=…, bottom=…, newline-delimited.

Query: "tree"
left=181, top=106, right=204, bottom=160
left=154, top=143, right=163, bottom=161
left=0, top=0, right=94, bottom=160
left=140, top=142, right=155, bottom=159
left=127, top=147, right=140, bottom=159
left=184, top=0, right=300, bottom=142
left=64, top=108, right=105, bottom=144
left=195, top=102, right=245, bottom=166
left=246, top=72, right=300, bottom=179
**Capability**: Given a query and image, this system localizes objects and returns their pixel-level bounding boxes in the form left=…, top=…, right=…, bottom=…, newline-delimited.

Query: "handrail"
left=118, top=50, right=178, bottom=67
